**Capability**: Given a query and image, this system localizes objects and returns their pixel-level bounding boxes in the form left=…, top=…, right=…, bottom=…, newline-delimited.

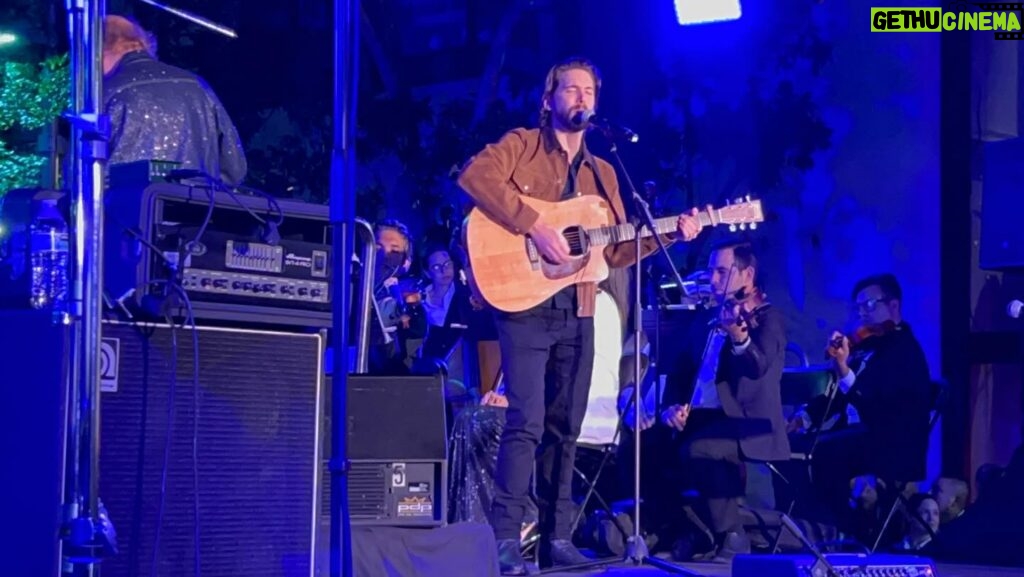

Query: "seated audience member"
left=923, top=444, right=1024, bottom=566
left=789, top=273, right=932, bottom=530
left=895, top=493, right=940, bottom=551
left=655, top=240, right=790, bottom=562
left=932, top=477, right=968, bottom=524
left=846, top=475, right=884, bottom=542
left=974, top=463, right=1005, bottom=504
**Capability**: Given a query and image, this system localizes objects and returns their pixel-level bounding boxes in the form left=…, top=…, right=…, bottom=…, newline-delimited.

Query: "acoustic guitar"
left=464, top=195, right=764, bottom=312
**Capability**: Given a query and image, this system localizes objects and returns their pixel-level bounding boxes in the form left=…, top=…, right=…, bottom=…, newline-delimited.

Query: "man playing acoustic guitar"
left=457, top=56, right=702, bottom=575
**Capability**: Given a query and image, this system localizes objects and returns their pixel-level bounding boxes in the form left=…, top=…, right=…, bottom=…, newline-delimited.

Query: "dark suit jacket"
left=666, top=304, right=791, bottom=462
left=804, top=322, right=932, bottom=481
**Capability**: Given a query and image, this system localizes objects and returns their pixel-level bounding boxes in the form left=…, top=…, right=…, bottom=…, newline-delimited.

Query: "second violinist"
left=657, top=240, right=791, bottom=561
left=789, top=274, right=933, bottom=542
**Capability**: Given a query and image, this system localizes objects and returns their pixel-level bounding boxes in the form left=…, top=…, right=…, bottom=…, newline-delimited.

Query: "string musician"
left=788, top=273, right=932, bottom=534
left=659, top=240, right=790, bottom=562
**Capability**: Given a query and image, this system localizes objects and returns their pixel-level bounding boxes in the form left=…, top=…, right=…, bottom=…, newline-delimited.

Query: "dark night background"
left=2, top=0, right=1023, bottom=503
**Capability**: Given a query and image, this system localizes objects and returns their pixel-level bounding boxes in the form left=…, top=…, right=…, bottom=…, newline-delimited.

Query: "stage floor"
left=542, top=556, right=1024, bottom=577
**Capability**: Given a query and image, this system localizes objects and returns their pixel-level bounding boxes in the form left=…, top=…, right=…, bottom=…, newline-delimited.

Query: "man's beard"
left=553, top=107, right=587, bottom=133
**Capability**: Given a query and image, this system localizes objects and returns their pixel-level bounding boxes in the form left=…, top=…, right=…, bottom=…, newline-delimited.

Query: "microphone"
left=572, top=109, right=639, bottom=143
left=1008, top=300, right=1024, bottom=319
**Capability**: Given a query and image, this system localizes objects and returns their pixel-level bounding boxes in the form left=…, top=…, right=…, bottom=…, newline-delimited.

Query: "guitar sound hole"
left=562, top=226, right=588, bottom=257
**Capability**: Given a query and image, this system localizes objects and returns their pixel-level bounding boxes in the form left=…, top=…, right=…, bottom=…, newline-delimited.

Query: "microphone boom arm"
left=136, top=0, right=238, bottom=38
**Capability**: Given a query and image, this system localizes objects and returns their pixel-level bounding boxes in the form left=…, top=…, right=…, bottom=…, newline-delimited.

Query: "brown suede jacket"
left=457, top=126, right=674, bottom=317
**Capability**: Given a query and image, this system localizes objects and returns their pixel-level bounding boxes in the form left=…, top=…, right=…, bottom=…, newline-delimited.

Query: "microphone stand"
left=61, top=3, right=110, bottom=575
left=329, top=0, right=359, bottom=577
left=594, top=125, right=699, bottom=575
left=59, top=4, right=235, bottom=576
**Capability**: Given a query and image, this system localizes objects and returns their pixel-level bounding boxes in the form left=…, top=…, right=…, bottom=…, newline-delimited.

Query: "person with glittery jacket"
left=102, top=15, right=247, bottom=186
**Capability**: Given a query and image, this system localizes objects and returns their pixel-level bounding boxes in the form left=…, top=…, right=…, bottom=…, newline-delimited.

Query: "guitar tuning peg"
left=729, top=224, right=737, bottom=232
left=739, top=223, right=747, bottom=231
left=725, top=198, right=732, bottom=205
left=750, top=222, right=758, bottom=230
left=745, top=194, right=751, bottom=201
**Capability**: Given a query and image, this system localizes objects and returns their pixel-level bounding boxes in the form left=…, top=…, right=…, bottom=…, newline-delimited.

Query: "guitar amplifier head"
left=104, top=182, right=335, bottom=328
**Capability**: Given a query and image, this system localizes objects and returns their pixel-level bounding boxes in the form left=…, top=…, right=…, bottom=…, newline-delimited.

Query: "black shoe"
left=497, top=538, right=531, bottom=576
left=711, top=531, right=751, bottom=563
left=539, top=539, right=591, bottom=568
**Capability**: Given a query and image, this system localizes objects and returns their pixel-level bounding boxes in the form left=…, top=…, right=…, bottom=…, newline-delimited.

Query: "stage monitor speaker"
left=320, top=374, right=448, bottom=531
left=731, top=553, right=938, bottom=577
left=98, top=321, right=324, bottom=577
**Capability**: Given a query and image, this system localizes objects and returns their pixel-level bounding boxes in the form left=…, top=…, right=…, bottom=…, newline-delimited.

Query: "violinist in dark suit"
left=661, top=240, right=790, bottom=561
left=415, top=245, right=487, bottom=385
left=369, top=219, right=425, bottom=374
left=789, top=273, right=932, bottom=525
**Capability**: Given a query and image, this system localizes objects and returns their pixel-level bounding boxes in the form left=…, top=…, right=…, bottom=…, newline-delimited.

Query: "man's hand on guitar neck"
left=676, top=207, right=701, bottom=242
left=528, top=216, right=572, bottom=265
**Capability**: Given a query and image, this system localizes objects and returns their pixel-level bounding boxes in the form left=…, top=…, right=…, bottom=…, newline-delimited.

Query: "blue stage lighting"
left=674, top=0, right=742, bottom=26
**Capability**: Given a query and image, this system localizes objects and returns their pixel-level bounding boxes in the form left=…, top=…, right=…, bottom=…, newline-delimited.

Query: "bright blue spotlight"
left=674, top=0, right=742, bottom=26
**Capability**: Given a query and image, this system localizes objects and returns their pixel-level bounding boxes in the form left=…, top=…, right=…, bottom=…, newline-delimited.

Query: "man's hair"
left=710, top=239, right=759, bottom=287
left=852, top=273, right=902, bottom=302
left=375, top=218, right=412, bottom=254
left=906, top=492, right=939, bottom=519
left=935, top=477, right=969, bottom=506
left=539, top=57, right=602, bottom=128
left=421, top=243, right=457, bottom=269
left=104, top=15, right=157, bottom=57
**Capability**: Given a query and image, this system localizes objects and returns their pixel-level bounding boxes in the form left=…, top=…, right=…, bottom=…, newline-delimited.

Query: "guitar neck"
left=587, top=212, right=713, bottom=246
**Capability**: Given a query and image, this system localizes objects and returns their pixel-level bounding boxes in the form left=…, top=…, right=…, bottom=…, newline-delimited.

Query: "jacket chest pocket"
left=510, top=168, right=550, bottom=198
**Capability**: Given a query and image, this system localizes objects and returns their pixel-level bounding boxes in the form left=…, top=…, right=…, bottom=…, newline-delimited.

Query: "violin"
left=717, top=287, right=765, bottom=331
left=828, top=319, right=897, bottom=351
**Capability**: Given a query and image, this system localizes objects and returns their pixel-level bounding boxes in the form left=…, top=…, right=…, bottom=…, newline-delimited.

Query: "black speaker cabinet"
left=320, top=374, right=448, bottom=531
left=98, top=321, right=324, bottom=577
left=0, top=310, right=68, bottom=577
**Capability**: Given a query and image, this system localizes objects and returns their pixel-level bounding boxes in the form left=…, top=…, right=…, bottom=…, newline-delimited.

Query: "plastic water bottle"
left=29, top=199, right=69, bottom=320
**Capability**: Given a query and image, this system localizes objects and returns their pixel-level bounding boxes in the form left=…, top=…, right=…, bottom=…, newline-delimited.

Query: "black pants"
left=490, top=305, right=595, bottom=541
left=680, top=409, right=744, bottom=536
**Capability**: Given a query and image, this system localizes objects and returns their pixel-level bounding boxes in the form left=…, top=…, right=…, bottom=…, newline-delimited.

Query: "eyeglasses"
left=428, top=260, right=454, bottom=273
left=853, top=296, right=890, bottom=313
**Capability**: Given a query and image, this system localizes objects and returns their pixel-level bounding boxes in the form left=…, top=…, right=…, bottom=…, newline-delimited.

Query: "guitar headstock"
left=705, top=196, right=765, bottom=232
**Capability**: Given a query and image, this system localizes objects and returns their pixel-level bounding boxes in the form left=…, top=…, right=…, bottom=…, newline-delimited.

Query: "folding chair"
left=869, top=378, right=948, bottom=552
left=763, top=356, right=835, bottom=553
left=568, top=335, right=652, bottom=543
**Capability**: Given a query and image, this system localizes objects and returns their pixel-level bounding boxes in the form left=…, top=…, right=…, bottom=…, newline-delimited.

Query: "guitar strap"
left=587, top=156, right=624, bottom=224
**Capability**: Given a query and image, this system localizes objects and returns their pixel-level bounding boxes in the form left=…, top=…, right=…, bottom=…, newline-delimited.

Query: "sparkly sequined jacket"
left=103, top=50, right=247, bottom=185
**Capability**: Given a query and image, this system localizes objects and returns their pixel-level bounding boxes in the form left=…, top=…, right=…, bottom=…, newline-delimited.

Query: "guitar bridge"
left=525, top=237, right=541, bottom=270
